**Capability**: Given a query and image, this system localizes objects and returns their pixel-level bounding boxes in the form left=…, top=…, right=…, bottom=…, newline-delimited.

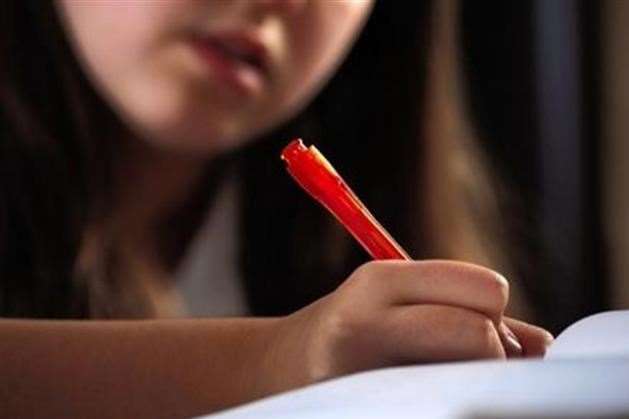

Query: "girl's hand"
left=260, top=260, right=553, bottom=393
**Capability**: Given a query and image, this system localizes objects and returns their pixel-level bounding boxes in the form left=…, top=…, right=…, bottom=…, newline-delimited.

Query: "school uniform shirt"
left=175, top=172, right=249, bottom=317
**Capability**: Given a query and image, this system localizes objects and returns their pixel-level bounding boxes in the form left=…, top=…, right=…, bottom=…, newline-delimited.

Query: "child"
left=0, top=1, right=552, bottom=418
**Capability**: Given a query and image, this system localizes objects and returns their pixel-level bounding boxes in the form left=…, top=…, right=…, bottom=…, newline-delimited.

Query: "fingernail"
left=500, top=324, right=523, bottom=357
left=506, top=332, right=523, bottom=355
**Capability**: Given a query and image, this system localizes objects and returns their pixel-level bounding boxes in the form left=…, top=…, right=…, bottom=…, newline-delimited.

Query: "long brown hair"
left=0, top=1, right=510, bottom=318
left=0, top=1, right=114, bottom=317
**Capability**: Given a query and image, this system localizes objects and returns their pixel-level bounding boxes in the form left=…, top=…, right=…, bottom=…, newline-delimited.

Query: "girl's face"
left=57, top=0, right=373, bottom=154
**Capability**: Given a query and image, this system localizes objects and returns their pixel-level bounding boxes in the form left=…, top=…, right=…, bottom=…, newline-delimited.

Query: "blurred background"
left=439, top=0, right=627, bottom=333
left=6, top=0, right=623, bottom=334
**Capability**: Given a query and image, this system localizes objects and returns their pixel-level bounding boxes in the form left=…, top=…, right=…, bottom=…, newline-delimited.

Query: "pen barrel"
left=316, top=180, right=411, bottom=260
left=282, top=138, right=411, bottom=261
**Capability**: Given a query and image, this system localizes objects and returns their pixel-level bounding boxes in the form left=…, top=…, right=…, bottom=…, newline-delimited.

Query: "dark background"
left=460, top=0, right=606, bottom=333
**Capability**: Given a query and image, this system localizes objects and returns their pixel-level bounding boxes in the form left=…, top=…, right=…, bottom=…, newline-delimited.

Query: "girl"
left=0, top=1, right=552, bottom=418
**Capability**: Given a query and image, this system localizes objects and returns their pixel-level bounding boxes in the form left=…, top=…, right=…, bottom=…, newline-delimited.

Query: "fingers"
left=504, top=317, right=554, bottom=357
left=345, top=260, right=509, bottom=323
left=333, top=260, right=546, bottom=368
left=498, top=321, right=523, bottom=358
left=383, top=305, right=506, bottom=363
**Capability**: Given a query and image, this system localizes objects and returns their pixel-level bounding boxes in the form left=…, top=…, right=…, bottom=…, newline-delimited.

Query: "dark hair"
left=1, top=1, right=490, bottom=319
left=1, top=1, right=109, bottom=317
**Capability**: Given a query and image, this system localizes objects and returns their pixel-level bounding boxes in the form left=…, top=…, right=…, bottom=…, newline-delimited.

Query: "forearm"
left=0, top=317, right=280, bottom=419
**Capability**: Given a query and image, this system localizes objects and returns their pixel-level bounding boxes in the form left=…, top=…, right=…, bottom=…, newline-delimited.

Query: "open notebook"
left=199, top=310, right=629, bottom=419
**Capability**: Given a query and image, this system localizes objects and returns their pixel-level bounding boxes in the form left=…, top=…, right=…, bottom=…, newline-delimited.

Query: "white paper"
left=198, top=311, right=629, bottom=419
left=201, top=359, right=629, bottom=419
left=546, top=310, right=629, bottom=359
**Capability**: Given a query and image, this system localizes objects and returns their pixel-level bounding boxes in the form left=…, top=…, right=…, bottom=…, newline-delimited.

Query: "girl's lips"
left=188, top=32, right=270, bottom=96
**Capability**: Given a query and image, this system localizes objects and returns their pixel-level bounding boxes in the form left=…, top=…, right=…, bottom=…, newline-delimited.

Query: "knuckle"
left=343, top=261, right=385, bottom=291
left=353, top=260, right=383, bottom=279
left=476, top=268, right=510, bottom=312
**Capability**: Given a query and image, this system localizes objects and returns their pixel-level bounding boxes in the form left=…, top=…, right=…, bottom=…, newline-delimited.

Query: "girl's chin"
left=136, top=126, right=255, bottom=156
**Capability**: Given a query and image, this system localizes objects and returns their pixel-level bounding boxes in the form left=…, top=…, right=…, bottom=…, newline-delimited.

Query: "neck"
left=112, top=137, right=211, bottom=260
left=77, top=134, right=218, bottom=318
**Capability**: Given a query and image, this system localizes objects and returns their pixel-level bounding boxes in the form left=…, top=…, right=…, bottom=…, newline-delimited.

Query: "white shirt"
left=175, top=172, right=249, bottom=317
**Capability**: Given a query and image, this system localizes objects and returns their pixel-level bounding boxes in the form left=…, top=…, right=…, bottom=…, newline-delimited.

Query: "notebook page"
left=545, top=310, right=629, bottom=359
left=200, top=358, right=629, bottom=419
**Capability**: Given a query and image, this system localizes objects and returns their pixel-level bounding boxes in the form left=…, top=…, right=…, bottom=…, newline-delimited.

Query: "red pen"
left=281, top=138, right=411, bottom=260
